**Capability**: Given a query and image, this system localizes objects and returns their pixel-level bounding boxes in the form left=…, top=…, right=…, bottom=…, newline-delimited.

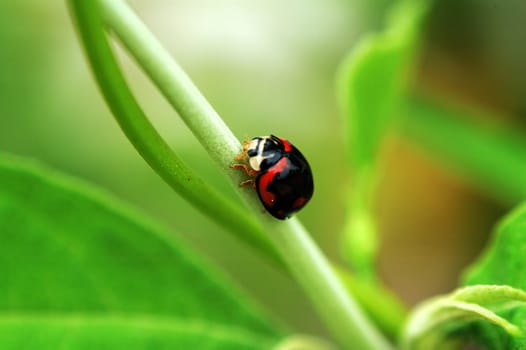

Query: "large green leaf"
left=464, top=203, right=526, bottom=291
left=401, top=205, right=526, bottom=349
left=401, top=285, right=526, bottom=350
left=0, top=316, right=275, bottom=350
left=0, top=154, right=283, bottom=347
left=458, top=204, right=526, bottom=349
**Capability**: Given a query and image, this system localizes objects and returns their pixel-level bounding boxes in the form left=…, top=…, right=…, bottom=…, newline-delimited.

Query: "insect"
left=232, top=135, right=314, bottom=220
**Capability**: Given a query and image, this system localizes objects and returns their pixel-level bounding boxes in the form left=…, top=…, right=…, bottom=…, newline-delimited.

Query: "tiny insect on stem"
left=239, top=179, right=256, bottom=188
left=230, top=163, right=259, bottom=177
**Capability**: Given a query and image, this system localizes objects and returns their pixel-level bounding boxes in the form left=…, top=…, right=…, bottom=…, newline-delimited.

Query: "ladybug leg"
left=230, top=163, right=258, bottom=177
left=235, top=140, right=251, bottom=161
left=239, top=179, right=256, bottom=188
left=235, top=152, right=246, bottom=161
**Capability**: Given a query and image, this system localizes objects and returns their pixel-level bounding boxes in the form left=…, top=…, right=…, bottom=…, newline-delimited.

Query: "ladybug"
left=232, top=135, right=314, bottom=220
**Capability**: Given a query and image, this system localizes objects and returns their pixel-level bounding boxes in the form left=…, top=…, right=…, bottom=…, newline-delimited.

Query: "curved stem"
left=100, top=0, right=239, bottom=176
left=67, top=0, right=282, bottom=267
left=268, top=219, right=392, bottom=350
left=72, top=0, right=393, bottom=348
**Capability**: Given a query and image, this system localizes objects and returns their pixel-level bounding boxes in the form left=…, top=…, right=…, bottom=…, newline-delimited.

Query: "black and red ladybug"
left=232, top=135, right=314, bottom=220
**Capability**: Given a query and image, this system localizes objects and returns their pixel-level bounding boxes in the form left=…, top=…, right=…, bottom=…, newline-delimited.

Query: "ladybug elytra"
left=232, top=135, right=314, bottom=220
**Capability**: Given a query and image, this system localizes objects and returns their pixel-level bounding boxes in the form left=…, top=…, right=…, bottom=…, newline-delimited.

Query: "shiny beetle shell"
left=241, top=135, right=314, bottom=220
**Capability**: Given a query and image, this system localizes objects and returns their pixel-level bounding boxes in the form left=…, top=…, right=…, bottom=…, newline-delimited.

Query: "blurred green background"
left=1, top=0, right=525, bottom=337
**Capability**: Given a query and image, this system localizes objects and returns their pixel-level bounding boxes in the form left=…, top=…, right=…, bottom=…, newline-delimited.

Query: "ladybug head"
left=246, top=135, right=284, bottom=171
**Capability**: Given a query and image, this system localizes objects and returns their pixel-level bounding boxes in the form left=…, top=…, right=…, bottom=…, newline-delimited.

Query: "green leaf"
left=442, top=205, right=526, bottom=350
left=338, top=0, right=427, bottom=168
left=337, top=0, right=429, bottom=280
left=464, top=203, right=526, bottom=290
left=404, top=96, right=526, bottom=205
left=409, top=214, right=526, bottom=349
left=0, top=154, right=283, bottom=346
left=0, top=316, right=275, bottom=350
left=455, top=204, right=526, bottom=349
left=401, top=286, right=526, bottom=350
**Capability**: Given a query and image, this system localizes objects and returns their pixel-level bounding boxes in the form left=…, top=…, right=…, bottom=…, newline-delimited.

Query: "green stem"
left=74, top=0, right=392, bottom=348
left=342, top=166, right=379, bottom=282
left=100, top=0, right=239, bottom=176
left=67, top=0, right=282, bottom=266
left=335, top=265, right=407, bottom=340
left=68, top=0, right=406, bottom=341
left=267, top=220, right=392, bottom=350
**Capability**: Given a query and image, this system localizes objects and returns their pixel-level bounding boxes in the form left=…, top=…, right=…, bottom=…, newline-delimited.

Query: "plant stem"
left=268, top=220, right=392, bottom=350
left=100, top=0, right=239, bottom=176
left=94, top=0, right=392, bottom=348
left=67, top=0, right=282, bottom=266
left=69, top=0, right=406, bottom=341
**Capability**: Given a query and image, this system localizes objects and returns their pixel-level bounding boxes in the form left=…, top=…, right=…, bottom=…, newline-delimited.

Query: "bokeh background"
left=1, top=0, right=525, bottom=338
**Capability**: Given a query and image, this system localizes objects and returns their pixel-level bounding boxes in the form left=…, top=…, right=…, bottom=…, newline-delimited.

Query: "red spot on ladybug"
left=279, top=137, right=293, bottom=153
left=292, top=197, right=308, bottom=210
left=232, top=135, right=314, bottom=220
